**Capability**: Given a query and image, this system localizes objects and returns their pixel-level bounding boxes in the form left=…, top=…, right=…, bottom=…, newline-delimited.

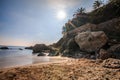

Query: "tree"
left=93, top=0, right=103, bottom=9
left=76, top=7, right=86, bottom=14
left=73, top=7, right=86, bottom=17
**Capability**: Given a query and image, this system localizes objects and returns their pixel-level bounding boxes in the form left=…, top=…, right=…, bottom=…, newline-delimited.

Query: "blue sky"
left=0, top=0, right=108, bottom=46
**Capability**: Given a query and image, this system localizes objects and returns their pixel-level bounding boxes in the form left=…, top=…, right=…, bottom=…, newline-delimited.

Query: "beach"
left=0, top=58, right=120, bottom=80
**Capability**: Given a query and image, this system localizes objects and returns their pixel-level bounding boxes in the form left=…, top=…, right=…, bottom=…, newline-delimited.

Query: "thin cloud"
left=47, top=0, right=81, bottom=9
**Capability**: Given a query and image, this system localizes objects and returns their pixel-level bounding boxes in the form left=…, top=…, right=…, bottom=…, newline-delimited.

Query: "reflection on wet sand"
left=0, top=55, right=67, bottom=69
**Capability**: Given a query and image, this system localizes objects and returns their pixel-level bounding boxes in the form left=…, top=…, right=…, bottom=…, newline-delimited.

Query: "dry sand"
left=0, top=58, right=120, bottom=80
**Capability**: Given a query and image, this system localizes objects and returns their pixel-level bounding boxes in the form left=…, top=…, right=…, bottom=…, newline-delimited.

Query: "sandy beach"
left=0, top=58, right=120, bottom=80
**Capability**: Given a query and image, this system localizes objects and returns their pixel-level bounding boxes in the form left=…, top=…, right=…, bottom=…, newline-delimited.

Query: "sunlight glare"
left=57, top=10, right=66, bottom=20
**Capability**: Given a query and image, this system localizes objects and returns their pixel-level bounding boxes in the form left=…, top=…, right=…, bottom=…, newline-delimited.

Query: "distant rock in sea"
left=0, top=46, right=9, bottom=49
left=25, top=46, right=33, bottom=50
left=19, top=48, right=23, bottom=50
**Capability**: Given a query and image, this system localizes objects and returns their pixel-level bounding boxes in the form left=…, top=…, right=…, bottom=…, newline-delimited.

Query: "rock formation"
left=33, top=44, right=51, bottom=53
left=75, top=31, right=108, bottom=52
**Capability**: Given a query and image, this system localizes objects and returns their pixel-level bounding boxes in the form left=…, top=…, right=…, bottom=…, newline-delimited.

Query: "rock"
left=48, top=51, right=58, bottom=56
left=19, top=48, right=23, bottom=50
left=66, top=38, right=80, bottom=51
left=33, top=44, right=51, bottom=53
left=98, top=17, right=120, bottom=41
left=102, top=58, right=120, bottom=69
left=68, top=23, right=97, bottom=36
left=99, top=49, right=114, bottom=60
left=54, top=18, right=120, bottom=57
left=61, top=49, right=70, bottom=57
left=37, top=53, right=45, bottom=56
left=75, top=31, right=108, bottom=52
left=0, top=46, right=9, bottom=49
left=107, top=44, right=120, bottom=59
left=108, top=44, right=120, bottom=53
left=25, top=46, right=33, bottom=50
left=59, top=38, right=80, bottom=57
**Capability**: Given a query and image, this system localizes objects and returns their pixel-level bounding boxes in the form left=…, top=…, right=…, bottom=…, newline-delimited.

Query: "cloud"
left=47, top=0, right=81, bottom=10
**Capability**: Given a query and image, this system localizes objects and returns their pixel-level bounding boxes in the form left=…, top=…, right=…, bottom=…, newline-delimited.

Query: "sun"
left=57, top=10, right=67, bottom=20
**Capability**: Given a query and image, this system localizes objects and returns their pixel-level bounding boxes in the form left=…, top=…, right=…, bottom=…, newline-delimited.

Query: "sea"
left=0, top=46, right=63, bottom=69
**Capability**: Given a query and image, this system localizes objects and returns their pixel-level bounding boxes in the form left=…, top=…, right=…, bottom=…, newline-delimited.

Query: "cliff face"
left=55, top=17, right=120, bottom=59
left=54, top=0, right=120, bottom=59
left=98, top=17, right=120, bottom=41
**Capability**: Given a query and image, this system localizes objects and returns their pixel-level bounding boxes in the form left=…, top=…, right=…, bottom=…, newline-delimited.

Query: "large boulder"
left=75, top=31, right=108, bottom=52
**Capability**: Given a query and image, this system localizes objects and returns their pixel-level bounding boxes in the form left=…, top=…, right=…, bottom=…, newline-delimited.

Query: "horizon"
left=0, top=0, right=108, bottom=46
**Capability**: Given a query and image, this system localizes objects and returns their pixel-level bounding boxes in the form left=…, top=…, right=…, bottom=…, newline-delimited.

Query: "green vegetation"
left=89, top=0, right=120, bottom=24
left=93, top=0, right=103, bottom=9
left=62, top=0, right=120, bottom=33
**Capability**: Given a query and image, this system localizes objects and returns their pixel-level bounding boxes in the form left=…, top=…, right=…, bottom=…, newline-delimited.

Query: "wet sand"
left=0, top=56, right=68, bottom=69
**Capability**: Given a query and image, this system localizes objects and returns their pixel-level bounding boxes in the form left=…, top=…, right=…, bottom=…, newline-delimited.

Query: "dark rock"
left=0, top=46, right=9, bottom=49
left=98, top=17, right=120, bottom=41
left=59, top=37, right=80, bottom=57
left=37, top=53, right=45, bottom=56
left=48, top=51, right=59, bottom=56
left=107, top=44, right=120, bottom=59
left=98, top=49, right=114, bottom=60
left=102, top=58, right=120, bottom=69
left=19, top=48, right=23, bottom=50
left=25, top=46, right=33, bottom=50
left=33, top=44, right=51, bottom=53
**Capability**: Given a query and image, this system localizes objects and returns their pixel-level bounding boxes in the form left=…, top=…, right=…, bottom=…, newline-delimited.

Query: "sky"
left=0, top=0, right=108, bottom=46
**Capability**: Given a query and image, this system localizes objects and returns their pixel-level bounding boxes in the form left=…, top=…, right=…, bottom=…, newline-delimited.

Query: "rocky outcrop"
left=59, top=38, right=80, bottom=57
left=98, top=17, right=120, bottom=41
left=68, top=23, right=98, bottom=37
left=33, top=44, right=52, bottom=53
left=75, top=31, right=108, bottom=52
left=54, top=17, right=120, bottom=59
left=0, top=46, right=9, bottom=49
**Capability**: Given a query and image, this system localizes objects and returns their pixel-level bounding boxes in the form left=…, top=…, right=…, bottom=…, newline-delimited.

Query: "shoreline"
left=0, top=56, right=70, bottom=70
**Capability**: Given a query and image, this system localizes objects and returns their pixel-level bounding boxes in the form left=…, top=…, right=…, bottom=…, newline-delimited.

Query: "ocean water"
left=0, top=46, right=33, bottom=68
left=0, top=46, right=32, bottom=58
left=0, top=46, right=63, bottom=68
